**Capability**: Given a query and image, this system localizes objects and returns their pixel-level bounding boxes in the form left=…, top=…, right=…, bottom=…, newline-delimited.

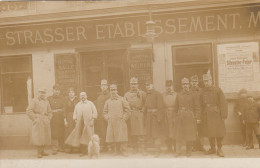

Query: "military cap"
left=38, top=87, right=46, bottom=93
left=130, top=77, right=138, bottom=84
left=181, top=77, right=189, bottom=84
left=190, top=75, right=199, bottom=81
left=165, top=80, right=173, bottom=86
left=238, top=88, right=248, bottom=95
left=110, top=81, right=118, bottom=89
left=101, top=79, right=108, bottom=85
left=203, top=70, right=212, bottom=80
left=53, top=84, right=61, bottom=90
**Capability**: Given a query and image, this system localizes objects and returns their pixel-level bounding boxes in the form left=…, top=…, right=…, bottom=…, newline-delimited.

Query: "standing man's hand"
left=64, top=119, right=68, bottom=127
left=197, top=120, right=201, bottom=124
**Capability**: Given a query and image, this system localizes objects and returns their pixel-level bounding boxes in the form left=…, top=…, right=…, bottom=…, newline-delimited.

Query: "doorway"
left=80, top=49, right=127, bottom=101
left=172, top=43, right=213, bottom=91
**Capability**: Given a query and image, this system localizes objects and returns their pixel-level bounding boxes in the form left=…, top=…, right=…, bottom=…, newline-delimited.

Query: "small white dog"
left=88, top=134, right=100, bottom=159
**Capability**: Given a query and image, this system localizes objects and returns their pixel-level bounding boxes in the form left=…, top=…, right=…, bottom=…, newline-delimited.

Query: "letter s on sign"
left=6, top=32, right=16, bottom=46
left=55, top=28, right=65, bottom=42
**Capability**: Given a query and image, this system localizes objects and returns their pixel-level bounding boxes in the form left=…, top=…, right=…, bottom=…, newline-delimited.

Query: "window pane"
left=2, top=73, right=29, bottom=113
left=173, top=44, right=211, bottom=64
left=107, top=54, right=124, bottom=84
left=1, top=57, right=30, bottom=73
left=84, top=55, right=102, bottom=86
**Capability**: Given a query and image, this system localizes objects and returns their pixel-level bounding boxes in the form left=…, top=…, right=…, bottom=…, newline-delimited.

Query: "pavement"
left=1, top=145, right=260, bottom=159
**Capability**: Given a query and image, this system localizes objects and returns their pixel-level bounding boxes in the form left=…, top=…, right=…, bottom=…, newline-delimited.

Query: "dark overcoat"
left=200, top=87, right=228, bottom=138
left=174, top=91, right=200, bottom=141
left=144, top=89, right=164, bottom=139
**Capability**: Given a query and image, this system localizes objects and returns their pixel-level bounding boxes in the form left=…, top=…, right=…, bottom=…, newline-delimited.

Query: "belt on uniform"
left=179, top=107, right=192, bottom=110
left=147, top=109, right=157, bottom=113
left=131, top=107, right=142, bottom=111
left=205, top=104, right=217, bottom=107
left=167, top=107, right=174, bottom=111
left=52, top=109, right=63, bottom=113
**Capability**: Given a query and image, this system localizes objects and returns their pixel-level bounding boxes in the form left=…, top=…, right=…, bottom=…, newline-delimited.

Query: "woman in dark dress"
left=64, top=88, right=79, bottom=153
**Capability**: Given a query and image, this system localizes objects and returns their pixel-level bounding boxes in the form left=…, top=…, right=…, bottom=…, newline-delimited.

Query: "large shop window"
left=172, top=43, right=213, bottom=91
left=0, top=56, right=32, bottom=114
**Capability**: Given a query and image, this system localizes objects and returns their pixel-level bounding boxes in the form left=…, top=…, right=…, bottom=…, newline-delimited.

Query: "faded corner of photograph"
left=0, top=0, right=260, bottom=164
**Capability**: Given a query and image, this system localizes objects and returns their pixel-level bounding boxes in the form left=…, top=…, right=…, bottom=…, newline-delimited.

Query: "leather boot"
left=256, top=135, right=260, bottom=149
left=205, top=148, right=216, bottom=155
left=217, top=148, right=224, bottom=157
left=153, top=147, right=160, bottom=158
left=37, top=147, right=42, bottom=158
left=41, top=146, right=49, bottom=156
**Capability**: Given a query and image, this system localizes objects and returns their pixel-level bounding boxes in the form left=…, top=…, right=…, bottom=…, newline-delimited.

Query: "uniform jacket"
left=103, top=95, right=130, bottom=142
left=200, top=86, right=228, bottom=138
left=26, top=97, right=52, bottom=146
left=124, top=89, right=146, bottom=136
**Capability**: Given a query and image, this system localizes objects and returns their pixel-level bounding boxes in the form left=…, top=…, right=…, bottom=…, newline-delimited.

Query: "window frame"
left=172, top=42, right=214, bottom=92
left=0, top=55, right=33, bottom=114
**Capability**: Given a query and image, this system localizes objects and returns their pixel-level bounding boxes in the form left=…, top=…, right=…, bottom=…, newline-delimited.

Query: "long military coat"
left=65, top=100, right=97, bottom=146
left=26, top=98, right=52, bottom=146
left=47, top=95, right=65, bottom=140
left=94, top=91, right=110, bottom=142
left=190, top=86, right=204, bottom=137
left=144, top=89, right=164, bottom=139
left=162, top=91, right=177, bottom=139
left=124, top=89, right=146, bottom=136
left=174, top=91, right=200, bottom=141
left=103, top=95, right=130, bottom=143
left=200, top=87, right=228, bottom=138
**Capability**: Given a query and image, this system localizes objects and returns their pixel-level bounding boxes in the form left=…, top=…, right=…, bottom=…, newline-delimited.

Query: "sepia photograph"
left=0, top=0, right=260, bottom=167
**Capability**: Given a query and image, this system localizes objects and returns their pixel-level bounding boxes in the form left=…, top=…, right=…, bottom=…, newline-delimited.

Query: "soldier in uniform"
left=190, top=75, right=205, bottom=152
left=162, top=80, right=177, bottom=153
left=144, top=79, right=164, bottom=157
left=26, top=88, right=52, bottom=158
left=201, top=72, right=228, bottom=157
left=234, top=88, right=248, bottom=147
left=47, top=84, right=65, bottom=155
left=174, top=77, right=200, bottom=157
left=103, top=82, right=131, bottom=156
left=94, top=79, right=110, bottom=152
left=124, top=77, right=146, bottom=155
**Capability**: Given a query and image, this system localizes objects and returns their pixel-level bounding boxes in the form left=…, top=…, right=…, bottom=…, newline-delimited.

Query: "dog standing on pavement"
left=88, top=134, right=100, bottom=159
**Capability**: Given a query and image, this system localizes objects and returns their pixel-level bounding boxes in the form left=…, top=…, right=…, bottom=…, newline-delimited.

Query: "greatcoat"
left=124, top=89, right=146, bottom=136
left=103, top=95, right=130, bottom=143
left=26, top=97, right=52, bottom=146
left=174, top=90, right=200, bottom=141
left=144, top=89, right=164, bottom=139
left=200, top=87, right=228, bottom=138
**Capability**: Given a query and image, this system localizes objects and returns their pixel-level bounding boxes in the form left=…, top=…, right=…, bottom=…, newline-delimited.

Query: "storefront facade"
left=0, top=0, right=259, bottom=148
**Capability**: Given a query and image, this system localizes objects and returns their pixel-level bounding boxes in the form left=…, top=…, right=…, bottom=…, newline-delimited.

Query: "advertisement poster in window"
left=217, top=41, right=260, bottom=93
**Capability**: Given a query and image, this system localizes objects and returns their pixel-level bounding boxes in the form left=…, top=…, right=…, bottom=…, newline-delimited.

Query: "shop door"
left=172, top=43, right=213, bottom=91
left=81, top=49, right=126, bottom=101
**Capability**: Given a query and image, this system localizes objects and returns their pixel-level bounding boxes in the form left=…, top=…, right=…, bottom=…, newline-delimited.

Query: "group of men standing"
left=26, top=71, right=229, bottom=158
